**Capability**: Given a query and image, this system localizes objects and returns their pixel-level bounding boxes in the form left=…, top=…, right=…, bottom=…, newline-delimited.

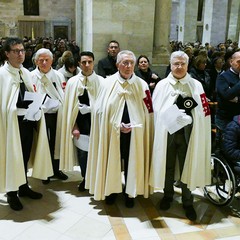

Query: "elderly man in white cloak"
left=0, top=38, right=53, bottom=211
left=85, top=50, right=153, bottom=208
left=149, top=51, right=211, bottom=221
left=31, top=48, right=68, bottom=184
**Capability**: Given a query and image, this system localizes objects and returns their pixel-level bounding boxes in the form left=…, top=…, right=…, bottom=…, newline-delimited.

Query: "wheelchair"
left=203, top=150, right=240, bottom=206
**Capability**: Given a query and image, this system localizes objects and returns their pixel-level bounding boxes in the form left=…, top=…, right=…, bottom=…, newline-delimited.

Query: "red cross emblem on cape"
left=200, top=93, right=211, bottom=116
left=143, top=90, right=153, bottom=113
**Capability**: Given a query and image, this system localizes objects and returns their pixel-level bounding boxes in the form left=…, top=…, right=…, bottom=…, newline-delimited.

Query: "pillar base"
left=152, top=46, right=170, bottom=65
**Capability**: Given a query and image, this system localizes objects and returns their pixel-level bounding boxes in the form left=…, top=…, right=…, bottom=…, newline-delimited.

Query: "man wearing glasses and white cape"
left=149, top=51, right=211, bottom=221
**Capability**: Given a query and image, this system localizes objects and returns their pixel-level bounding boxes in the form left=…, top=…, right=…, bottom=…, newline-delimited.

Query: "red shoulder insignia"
left=200, top=93, right=211, bottom=116
left=143, top=90, right=153, bottom=113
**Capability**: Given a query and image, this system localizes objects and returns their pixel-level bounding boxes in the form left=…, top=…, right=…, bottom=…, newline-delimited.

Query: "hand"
left=72, top=129, right=80, bottom=139
left=151, top=73, right=158, bottom=79
left=229, top=96, right=238, bottom=103
left=177, top=114, right=192, bottom=126
left=120, top=122, right=132, bottom=133
left=41, top=96, right=60, bottom=113
left=24, top=108, right=41, bottom=121
left=79, top=103, right=91, bottom=114
left=43, top=107, right=59, bottom=114
left=149, top=82, right=156, bottom=88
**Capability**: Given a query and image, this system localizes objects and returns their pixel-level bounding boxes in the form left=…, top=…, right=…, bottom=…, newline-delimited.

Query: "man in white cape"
left=60, top=51, right=104, bottom=191
left=0, top=38, right=53, bottom=211
left=31, top=48, right=68, bottom=184
left=149, top=51, right=211, bottom=221
left=85, top=50, right=153, bottom=208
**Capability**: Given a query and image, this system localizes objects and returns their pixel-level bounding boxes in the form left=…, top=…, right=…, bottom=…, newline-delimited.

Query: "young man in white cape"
left=60, top=51, right=104, bottom=191
left=85, top=50, right=154, bottom=208
left=31, top=48, right=68, bottom=184
left=149, top=51, right=211, bottom=221
left=0, top=38, right=53, bottom=211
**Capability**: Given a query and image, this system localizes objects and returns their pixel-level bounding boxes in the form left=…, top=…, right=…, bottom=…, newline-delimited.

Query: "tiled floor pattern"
left=0, top=168, right=240, bottom=240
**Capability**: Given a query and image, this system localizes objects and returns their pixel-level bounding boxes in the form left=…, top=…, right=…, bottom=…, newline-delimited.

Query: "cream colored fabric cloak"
left=149, top=73, right=211, bottom=191
left=60, top=71, right=104, bottom=171
left=58, top=66, right=81, bottom=82
left=85, top=72, right=154, bottom=200
left=31, top=67, right=65, bottom=159
left=0, top=62, right=53, bottom=192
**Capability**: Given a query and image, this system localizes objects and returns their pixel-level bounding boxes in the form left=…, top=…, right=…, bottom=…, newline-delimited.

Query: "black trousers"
left=45, top=113, right=59, bottom=174
left=77, top=149, right=88, bottom=178
left=18, top=116, right=36, bottom=176
left=120, top=102, right=131, bottom=187
left=7, top=117, right=35, bottom=196
left=120, top=131, right=131, bottom=186
left=164, top=130, right=193, bottom=206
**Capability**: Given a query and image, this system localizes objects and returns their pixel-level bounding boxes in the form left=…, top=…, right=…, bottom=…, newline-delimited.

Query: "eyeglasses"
left=172, top=62, right=187, bottom=67
left=10, top=49, right=26, bottom=55
left=121, top=61, right=135, bottom=67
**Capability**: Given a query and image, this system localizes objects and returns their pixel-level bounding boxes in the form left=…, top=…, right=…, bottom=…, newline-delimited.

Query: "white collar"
left=5, top=61, right=23, bottom=75
left=169, top=72, right=191, bottom=85
left=117, top=72, right=135, bottom=84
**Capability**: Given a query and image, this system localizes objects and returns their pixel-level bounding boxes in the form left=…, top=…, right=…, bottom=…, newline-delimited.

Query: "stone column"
left=152, top=0, right=172, bottom=65
left=202, top=0, right=213, bottom=45
left=239, top=31, right=240, bottom=47
left=177, top=0, right=186, bottom=43
left=75, top=0, right=82, bottom=48
left=228, top=0, right=240, bottom=42
left=182, top=0, right=198, bottom=43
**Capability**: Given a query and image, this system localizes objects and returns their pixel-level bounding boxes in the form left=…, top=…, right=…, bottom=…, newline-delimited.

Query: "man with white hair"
left=149, top=51, right=211, bottom=221
left=86, top=50, right=153, bottom=208
left=31, top=48, right=68, bottom=184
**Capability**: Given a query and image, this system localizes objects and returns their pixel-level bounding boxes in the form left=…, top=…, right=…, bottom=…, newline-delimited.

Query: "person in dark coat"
left=135, top=55, right=160, bottom=95
left=97, top=40, right=120, bottom=78
left=189, top=55, right=211, bottom=100
left=222, top=115, right=240, bottom=168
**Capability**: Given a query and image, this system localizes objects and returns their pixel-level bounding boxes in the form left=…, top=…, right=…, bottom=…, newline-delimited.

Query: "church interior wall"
left=90, top=0, right=155, bottom=64
left=0, top=0, right=239, bottom=68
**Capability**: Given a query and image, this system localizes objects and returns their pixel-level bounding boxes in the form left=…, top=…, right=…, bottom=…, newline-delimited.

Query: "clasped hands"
left=120, top=122, right=132, bottom=133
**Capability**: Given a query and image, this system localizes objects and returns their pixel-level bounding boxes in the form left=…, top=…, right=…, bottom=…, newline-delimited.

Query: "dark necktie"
left=121, top=102, right=130, bottom=123
left=16, top=70, right=27, bottom=108
left=78, top=77, right=89, bottom=105
left=121, top=81, right=130, bottom=123
left=76, top=77, right=91, bottom=134
left=19, top=70, right=26, bottom=101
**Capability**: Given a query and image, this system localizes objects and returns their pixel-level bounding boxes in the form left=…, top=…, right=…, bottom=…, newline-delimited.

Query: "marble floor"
left=0, top=168, right=240, bottom=240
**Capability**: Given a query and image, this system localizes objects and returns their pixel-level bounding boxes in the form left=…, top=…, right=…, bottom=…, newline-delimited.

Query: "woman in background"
left=58, top=56, right=80, bottom=82
left=135, top=55, right=160, bottom=95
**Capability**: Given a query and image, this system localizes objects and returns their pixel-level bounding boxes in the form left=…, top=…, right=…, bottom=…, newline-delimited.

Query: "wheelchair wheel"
left=203, top=154, right=236, bottom=206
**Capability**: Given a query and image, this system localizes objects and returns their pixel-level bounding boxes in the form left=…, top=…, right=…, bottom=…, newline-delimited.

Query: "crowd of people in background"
left=0, top=36, right=239, bottom=84
left=0, top=35, right=240, bottom=222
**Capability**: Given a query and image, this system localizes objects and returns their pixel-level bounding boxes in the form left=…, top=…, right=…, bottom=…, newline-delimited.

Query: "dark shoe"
left=125, top=195, right=134, bottom=208
left=174, top=180, right=181, bottom=188
left=18, top=186, right=43, bottom=199
left=7, top=195, right=23, bottom=211
left=160, top=196, right=173, bottom=210
left=105, top=193, right=117, bottom=205
left=183, top=205, right=197, bottom=221
left=78, top=179, right=86, bottom=192
left=54, top=171, right=68, bottom=180
left=42, top=178, right=50, bottom=185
